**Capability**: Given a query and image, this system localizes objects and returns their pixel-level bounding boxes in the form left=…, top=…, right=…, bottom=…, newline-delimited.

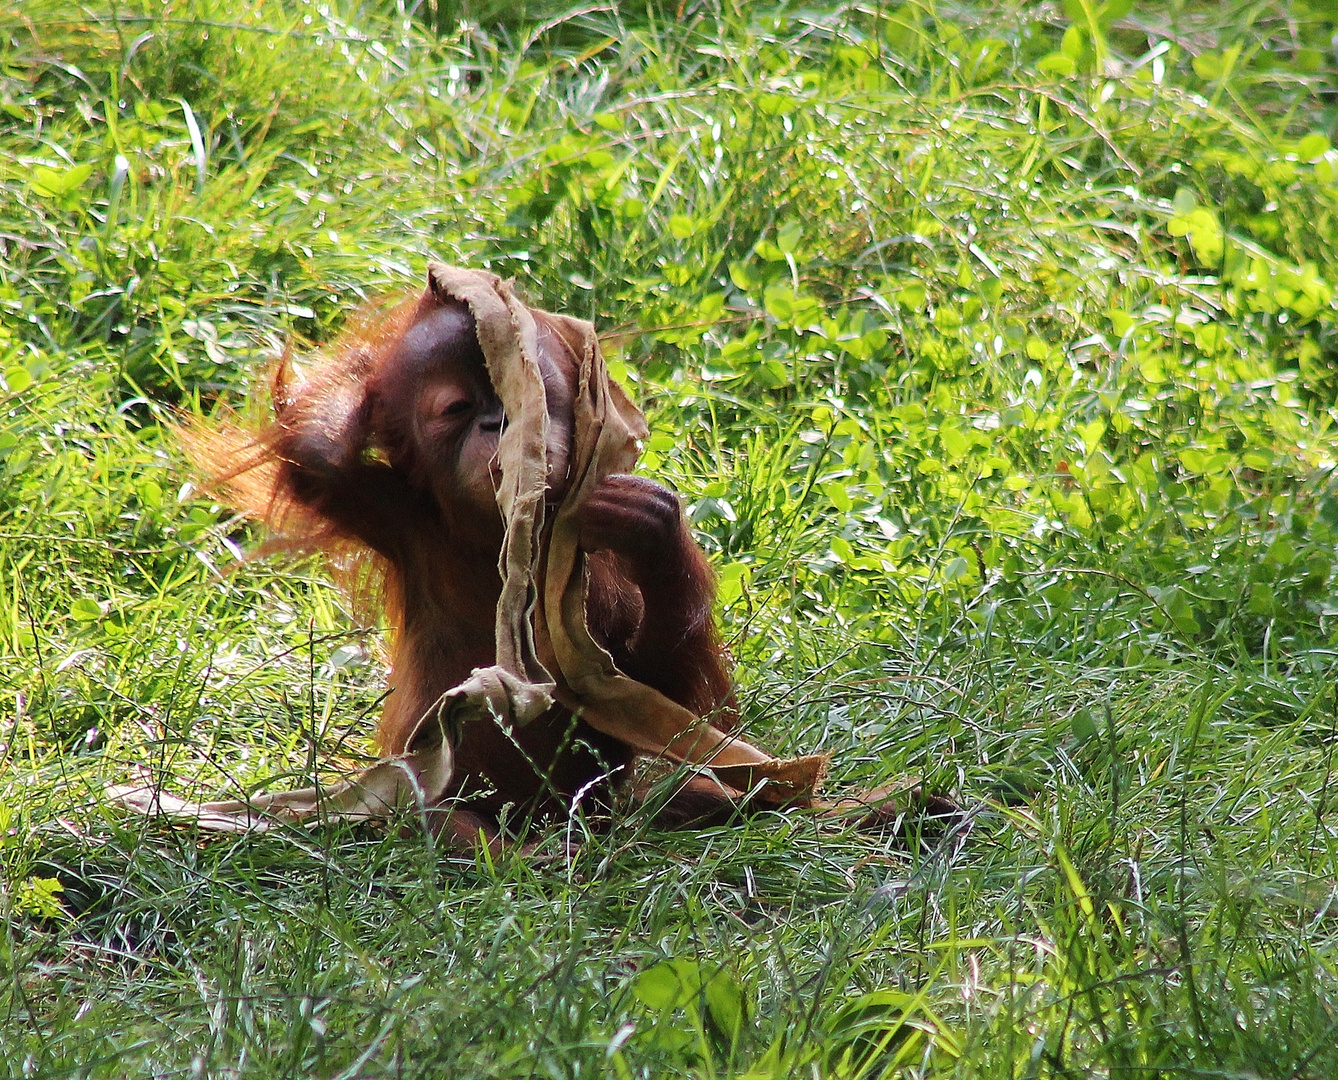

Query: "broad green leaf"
left=137, top=479, right=163, bottom=510
left=1060, top=25, right=1084, bottom=61
left=1192, top=51, right=1222, bottom=80
left=729, top=260, right=760, bottom=290
left=896, top=283, right=926, bottom=309
left=70, top=598, right=103, bottom=622
left=1037, top=52, right=1076, bottom=76
left=1246, top=582, right=1274, bottom=616
left=4, top=367, right=32, bottom=393
left=702, top=970, right=747, bottom=1044
left=668, top=214, right=695, bottom=239
left=1299, top=133, right=1330, bottom=162
left=31, top=162, right=92, bottom=198
left=776, top=219, right=802, bottom=255
left=940, top=424, right=970, bottom=459
left=824, top=481, right=853, bottom=512
left=634, top=959, right=695, bottom=1011
left=942, top=556, right=969, bottom=580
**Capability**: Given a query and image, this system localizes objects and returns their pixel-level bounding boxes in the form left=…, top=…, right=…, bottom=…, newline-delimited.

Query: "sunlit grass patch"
left=6, top=0, right=1338, bottom=1075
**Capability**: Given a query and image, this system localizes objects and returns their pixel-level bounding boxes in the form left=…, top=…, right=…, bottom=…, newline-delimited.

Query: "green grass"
left=7, top=0, right=1338, bottom=1074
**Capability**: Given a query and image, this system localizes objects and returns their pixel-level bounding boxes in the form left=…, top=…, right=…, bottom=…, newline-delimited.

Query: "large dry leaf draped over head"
left=110, top=265, right=825, bottom=832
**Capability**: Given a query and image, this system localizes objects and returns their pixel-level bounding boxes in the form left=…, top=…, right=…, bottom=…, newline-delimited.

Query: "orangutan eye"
left=440, top=399, right=472, bottom=418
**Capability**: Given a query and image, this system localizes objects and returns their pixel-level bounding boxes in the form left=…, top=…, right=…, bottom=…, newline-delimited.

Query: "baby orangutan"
left=186, top=267, right=956, bottom=850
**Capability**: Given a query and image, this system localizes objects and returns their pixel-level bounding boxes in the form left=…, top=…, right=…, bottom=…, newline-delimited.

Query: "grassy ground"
left=6, top=0, right=1338, bottom=1075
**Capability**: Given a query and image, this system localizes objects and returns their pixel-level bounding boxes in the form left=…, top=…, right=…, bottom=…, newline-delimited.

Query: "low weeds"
left=6, top=0, right=1338, bottom=1076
